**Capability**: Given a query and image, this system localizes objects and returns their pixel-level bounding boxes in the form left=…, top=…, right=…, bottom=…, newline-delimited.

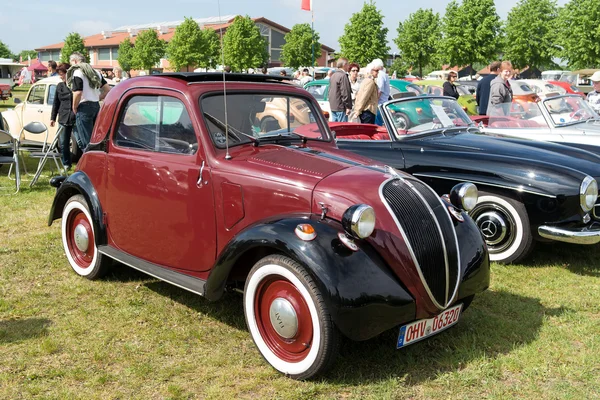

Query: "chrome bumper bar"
left=538, top=225, right=600, bottom=245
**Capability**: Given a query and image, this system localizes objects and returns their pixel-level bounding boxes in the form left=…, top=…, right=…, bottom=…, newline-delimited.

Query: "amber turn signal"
left=295, top=224, right=317, bottom=241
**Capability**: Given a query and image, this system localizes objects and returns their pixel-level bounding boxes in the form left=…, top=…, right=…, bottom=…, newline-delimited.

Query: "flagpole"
left=311, top=6, right=315, bottom=77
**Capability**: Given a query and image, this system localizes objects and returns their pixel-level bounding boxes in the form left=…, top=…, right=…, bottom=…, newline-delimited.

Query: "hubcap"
left=74, top=224, right=89, bottom=252
left=269, top=297, right=298, bottom=339
left=476, top=211, right=507, bottom=245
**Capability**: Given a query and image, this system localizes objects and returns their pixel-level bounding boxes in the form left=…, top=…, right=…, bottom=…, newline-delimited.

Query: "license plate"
left=397, top=303, right=463, bottom=348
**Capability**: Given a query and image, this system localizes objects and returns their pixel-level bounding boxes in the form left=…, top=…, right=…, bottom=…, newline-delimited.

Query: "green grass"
left=1, top=165, right=599, bottom=399
left=0, top=84, right=29, bottom=113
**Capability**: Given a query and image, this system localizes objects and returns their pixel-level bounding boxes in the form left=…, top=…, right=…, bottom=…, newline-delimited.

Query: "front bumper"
left=538, top=223, right=600, bottom=245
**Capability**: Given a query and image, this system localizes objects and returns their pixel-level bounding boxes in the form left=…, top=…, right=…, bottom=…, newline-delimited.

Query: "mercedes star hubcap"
left=476, top=211, right=507, bottom=245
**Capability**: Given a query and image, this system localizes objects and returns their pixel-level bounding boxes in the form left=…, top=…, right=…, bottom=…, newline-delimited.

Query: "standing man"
left=476, top=61, right=500, bottom=115
left=487, top=61, right=513, bottom=116
left=67, top=52, right=111, bottom=151
left=586, top=71, right=600, bottom=114
left=352, top=63, right=379, bottom=124
left=328, top=57, right=353, bottom=122
left=299, top=68, right=313, bottom=85
left=371, top=58, right=390, bottom=126
left=47, top=60, right=58, bottom=77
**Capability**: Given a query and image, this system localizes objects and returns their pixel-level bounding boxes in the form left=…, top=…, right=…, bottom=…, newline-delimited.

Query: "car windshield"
left=201, top=93, right=330, bottom=148
left=542, top=95, right=600, bottom=126
left=383, top=97, right=474, bottom=138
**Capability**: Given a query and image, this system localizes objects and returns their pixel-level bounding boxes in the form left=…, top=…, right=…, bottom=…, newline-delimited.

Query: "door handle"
left=197, top=161, right=208, bottom=187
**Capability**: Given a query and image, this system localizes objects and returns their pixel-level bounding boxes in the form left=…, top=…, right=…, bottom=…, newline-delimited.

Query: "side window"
left=306, top=84, right=327, bottom=101
left=115, top=95, right=198, bottom=154
left=27, top=84, right=46, bottom=105
left=47, top=85, right=57, bottom=105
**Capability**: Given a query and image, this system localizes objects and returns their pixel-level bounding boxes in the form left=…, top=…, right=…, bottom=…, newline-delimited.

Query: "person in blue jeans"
left=328, top=58, right=353, bottom=122
left=67, top=52, right=111, bottom=150
left=50, top=63, right=76, bottom=170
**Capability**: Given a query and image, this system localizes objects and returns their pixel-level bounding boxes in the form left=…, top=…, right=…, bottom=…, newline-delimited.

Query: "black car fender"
left=206, top=214, right=416, bottom=341
left=47, top=171, right=107, bottom=245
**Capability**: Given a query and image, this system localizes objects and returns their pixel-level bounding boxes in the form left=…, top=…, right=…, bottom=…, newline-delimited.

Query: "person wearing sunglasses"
left=443, top=71, right=460, bottom=99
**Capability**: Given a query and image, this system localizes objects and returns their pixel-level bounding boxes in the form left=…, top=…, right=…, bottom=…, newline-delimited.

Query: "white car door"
left=21, top=83, right=57, bottom=145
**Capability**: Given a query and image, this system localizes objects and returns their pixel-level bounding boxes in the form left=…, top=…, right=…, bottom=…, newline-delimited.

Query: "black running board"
left=98, top=245, right=206, bottom=296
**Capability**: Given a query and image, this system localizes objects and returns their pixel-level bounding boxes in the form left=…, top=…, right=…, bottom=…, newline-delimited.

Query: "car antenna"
left=217, top=0, right=232, bottom=160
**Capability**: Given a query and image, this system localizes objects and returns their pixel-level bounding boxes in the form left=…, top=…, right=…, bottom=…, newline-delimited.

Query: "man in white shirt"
left=299, top=68, right=314, bottom=86
left=371, top=58, right=390, bottom=126
left=68, top=52, right=111, bottom=150
left=586, top=71, right=600, bottom=114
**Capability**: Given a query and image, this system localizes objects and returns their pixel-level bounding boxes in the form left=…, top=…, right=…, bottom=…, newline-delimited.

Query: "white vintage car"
left=478, top=94, right=600, bottom=152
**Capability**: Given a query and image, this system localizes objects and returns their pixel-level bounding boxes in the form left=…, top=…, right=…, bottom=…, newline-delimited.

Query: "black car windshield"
left=201, top=94, right=330, bottom=148
left=383, top=97, right=474, bottom=138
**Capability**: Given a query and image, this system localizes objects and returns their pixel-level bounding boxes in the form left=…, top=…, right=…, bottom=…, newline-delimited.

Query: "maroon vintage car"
left=48, top=73, right=489, bottom=379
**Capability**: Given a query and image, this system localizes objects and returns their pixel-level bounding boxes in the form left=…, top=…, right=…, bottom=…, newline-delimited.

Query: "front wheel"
left=469, top=192, right=534, bottom=264
left=244, top=255, right=340, bottom=380
left=61, top=195, right=110, bottom=279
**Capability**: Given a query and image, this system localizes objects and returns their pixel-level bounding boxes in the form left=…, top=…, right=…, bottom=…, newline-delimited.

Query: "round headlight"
left=342, top=204, right=376, bottom=239
left=449, top=183, right=478, bottom=212
left=580, top=176, right=598, bottom=212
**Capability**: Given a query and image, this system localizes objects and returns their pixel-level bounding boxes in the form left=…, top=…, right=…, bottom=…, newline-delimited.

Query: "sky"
left=1, top=0, right=570, bottom=54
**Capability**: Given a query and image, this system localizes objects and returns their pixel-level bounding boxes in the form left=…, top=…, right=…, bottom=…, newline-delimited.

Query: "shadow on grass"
left=522, top=241, right=600, bottom=277
left=323, top=289, right=567, bottom=385
left=0, top=318, right=52, bottom=344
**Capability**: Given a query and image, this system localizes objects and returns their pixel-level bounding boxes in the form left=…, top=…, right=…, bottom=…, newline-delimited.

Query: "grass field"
left=0, top=84, right=29, bottom=113
left=1, top=162, right=599, bottom=399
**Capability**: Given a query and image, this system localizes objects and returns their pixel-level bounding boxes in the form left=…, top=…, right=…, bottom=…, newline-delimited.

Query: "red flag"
left=301, top=0, right=312, bottom=11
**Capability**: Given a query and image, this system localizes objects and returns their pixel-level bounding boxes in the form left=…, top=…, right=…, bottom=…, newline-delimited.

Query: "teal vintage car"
left=414, top=80, right=478, bottom=115
left=304, top=79, right=432, bottom=128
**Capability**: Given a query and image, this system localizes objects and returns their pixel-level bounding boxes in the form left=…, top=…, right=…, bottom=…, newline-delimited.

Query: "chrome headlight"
left=449, top=183, right=478, bottom=212
left=342, top=204, right=376, bottom=239
left=580, top=176, right=598, bottom=212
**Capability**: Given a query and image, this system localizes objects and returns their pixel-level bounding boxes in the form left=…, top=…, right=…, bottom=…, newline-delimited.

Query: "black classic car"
left=335, top=96, right=600, bottom=264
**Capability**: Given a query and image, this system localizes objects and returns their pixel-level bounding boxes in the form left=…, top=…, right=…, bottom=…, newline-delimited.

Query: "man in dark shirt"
left=47, top=60, right=58, bottom=77
left=328, top=58, right=352, bottom=122
left=476, top=61, right=500, bottom=115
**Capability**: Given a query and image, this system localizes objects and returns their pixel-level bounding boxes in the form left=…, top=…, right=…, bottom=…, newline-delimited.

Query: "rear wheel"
left=244, top=255, right=340, bottom=380
left=61, top=195, right=109, bottom=279
left=469, top=192, right=533, bottom=264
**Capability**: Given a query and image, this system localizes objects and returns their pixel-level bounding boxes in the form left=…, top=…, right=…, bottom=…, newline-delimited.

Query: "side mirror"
left=14, top=98, right=21, bottom=104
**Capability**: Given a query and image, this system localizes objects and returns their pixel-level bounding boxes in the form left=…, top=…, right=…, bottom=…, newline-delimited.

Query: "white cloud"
left=72, top=20, right=113, bottom=37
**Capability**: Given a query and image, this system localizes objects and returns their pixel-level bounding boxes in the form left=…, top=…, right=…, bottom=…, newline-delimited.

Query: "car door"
left=21, top=83, right=48, bottom=144
left=105, top=90, right=217, bottom=273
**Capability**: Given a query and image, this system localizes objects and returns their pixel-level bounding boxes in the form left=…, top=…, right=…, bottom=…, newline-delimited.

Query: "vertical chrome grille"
left=593, top=193, right=600, bottom=221
left=380, top=178, right=460, bottom=309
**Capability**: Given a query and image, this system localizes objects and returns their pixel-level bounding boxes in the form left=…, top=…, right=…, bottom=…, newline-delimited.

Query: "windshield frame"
left=199, top=89, right=333, bottom=150
left=380, top=96, right=476, bottom=141
left=541, top=94, right=600, bottom=127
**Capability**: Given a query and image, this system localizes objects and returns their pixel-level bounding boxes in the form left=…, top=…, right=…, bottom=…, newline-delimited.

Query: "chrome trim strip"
left=378, top=177, right=445, bottom=310
left=98, top=247, right=205, bottom=297
left=403, top=179, right=451, bottom=306
left=407, top=177, right=461, bottom=307
left=413, top=173, right=557, bottom=198
left=537, top=225, right=600, bottom=245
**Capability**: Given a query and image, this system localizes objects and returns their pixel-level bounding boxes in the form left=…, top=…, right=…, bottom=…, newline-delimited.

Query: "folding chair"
left=0, top=128, right=20, bottom=193
left=29, top=124, right=65, bottom=188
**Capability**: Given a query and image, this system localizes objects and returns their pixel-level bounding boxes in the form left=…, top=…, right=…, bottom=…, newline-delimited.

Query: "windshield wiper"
left=256, top=132, right=304, bottom=145
left=203, top=112, right=258, bottom=144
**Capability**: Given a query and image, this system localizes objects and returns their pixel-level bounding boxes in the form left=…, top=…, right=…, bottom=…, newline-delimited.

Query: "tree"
left=223, top=15, right=268, bottom=72
left=131, top=29, right=166, bottom=72
left=394, top=9, right=442, bottom=78
left=503, top=0, right=558, bottom=70
left=167, top=17, right=220, bottom=71
left=0, top=40, right=13, bottom=59
left=281, top=23, right=321, bottom=69
left=18, top=50, right=38, bottom=62
left=440, top=0, right=501, bottom=76
left=117, top=38, right=135, bottom=74
left=388, top=58, right=410, bottom=77
left=60, top=32, right=87, bottom=63
left=556, top=0, right=600, bottom=69
left=338, top=2, right=389, bottom=66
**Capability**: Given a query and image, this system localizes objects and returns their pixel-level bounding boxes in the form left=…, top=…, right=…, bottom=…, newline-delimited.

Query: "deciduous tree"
left=503, top=0, right=558, bottom=70
left=556, top=0, right=600, bottom=68
left=117, top=38, right=135, bottom=74
left=167, top=17, right=220, bottom=71
left=60, top=33, right=87, bottom=63
left=18, top=50, right=38, bottom=62
left=0, top=40, right=14, bottom=59
left=131, top=29, right=166, bottom=72
left=440, top=0, right=501, bottom=76
left=222, top=15, right=268, bottom=72
left=281, top=23, right=321, bottom=69
left=338, top=2, right=389, bottom=66
left=394, top=9, right=442, bottom=78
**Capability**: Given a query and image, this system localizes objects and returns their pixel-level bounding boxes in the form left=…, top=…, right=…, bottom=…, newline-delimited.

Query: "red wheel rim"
left=254, top=276, right=314, bottom=362
left=66, top=209, right=94, bottom=269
